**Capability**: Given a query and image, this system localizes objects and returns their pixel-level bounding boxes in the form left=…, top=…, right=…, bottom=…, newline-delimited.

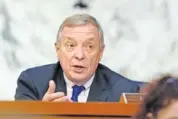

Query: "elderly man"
left=15, top=13, right=140, bottom=102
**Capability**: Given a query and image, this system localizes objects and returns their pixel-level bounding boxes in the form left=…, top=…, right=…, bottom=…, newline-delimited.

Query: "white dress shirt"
left=63, top=73, right=95, bottom=103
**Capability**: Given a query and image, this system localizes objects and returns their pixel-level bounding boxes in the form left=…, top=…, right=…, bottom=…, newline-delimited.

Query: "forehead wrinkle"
left=62, top=29, right=98, bottom=35
left=60, top=25, right=100, bottom=43
left=61, top=36, right=99, bottom=46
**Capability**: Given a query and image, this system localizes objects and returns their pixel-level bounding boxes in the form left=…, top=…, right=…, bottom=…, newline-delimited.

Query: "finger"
left=53, top=96, right=73, bottom=102
left=53, top=96, right=72, bottom=102
left=42, top=92, right=65, bottom=102
left=47, top=92, right=65, bottom=101
left=46, top=80, right=56, bottom=94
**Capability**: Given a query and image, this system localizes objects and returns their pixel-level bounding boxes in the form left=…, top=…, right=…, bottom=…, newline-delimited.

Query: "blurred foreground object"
left=134, top=74, right=178, bottom=119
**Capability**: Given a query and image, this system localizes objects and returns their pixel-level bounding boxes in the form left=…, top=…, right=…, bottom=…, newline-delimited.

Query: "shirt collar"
left=63, top=72, right=95, bottom=89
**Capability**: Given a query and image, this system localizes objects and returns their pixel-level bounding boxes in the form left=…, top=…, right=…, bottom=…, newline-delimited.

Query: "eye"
left=66, top=43, right=74, bottom=48
left=88, top=44, right=93, bottom=48
left=65, top=42, right=75, bottom=51
left=85, top=43, right=95, bottom=52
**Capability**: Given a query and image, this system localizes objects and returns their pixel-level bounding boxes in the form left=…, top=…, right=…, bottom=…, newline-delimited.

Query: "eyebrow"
left=84, top=37, right=98, bottom=43
left=87, top=37, right=96, bottom=41
left=64, top=37, right=74, bottom=41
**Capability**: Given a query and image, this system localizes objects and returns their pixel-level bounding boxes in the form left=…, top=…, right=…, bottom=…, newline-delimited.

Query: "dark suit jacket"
left=15, top=62, right=141, bottom=102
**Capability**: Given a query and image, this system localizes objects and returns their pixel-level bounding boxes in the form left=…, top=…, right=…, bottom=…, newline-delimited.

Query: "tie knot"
left=72, top=85, right=85, bottom=93
left=71, top=85, right=85, bottom=102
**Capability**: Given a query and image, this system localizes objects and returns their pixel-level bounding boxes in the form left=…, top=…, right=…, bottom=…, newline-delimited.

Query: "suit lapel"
left=87, top=69, right=109, bottom=102
left=53, top=62, right=67, bottom=95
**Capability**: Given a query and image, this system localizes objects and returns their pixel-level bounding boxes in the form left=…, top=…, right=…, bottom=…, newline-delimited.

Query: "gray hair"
left=56, top=13, right=104, bottom=48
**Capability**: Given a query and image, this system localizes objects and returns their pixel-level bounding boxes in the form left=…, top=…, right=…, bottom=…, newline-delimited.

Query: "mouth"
left=72, top=65, right=85, bottom=73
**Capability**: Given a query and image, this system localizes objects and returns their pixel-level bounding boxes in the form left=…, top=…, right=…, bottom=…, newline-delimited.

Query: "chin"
left=70, top=74, right=88, bottom=82
left=72, top=76, right=86, bottom=81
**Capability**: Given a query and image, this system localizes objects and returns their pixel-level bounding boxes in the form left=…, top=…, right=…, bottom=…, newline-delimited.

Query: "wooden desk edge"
left=0, top=101, right=139, bottom=116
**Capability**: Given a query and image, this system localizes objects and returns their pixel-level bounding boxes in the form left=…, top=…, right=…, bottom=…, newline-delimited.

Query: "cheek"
left=58, top=52, right=73, bottom=64
left=87, top=53, right=101, bottom=66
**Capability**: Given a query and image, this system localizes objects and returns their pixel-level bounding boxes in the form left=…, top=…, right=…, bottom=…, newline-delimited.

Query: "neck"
left=63, top=73, right=95, bottom=86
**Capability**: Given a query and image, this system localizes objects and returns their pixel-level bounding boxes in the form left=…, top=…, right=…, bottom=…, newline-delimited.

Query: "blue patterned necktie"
left=71, top=85, right=85, bottom=102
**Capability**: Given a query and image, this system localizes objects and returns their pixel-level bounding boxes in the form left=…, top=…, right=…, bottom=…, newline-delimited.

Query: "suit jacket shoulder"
left=98, top=63, right=139, bottom=87
left=95, top=64, right=140, bottom=101
left=14, top=63, right=57, bottom=100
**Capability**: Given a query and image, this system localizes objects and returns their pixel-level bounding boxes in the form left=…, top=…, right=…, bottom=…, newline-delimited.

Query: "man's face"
left=55, top=23, right=104, bottom=84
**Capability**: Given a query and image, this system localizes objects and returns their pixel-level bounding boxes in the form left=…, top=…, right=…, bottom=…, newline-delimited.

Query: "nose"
left=74, top=46, right=85, bottom=60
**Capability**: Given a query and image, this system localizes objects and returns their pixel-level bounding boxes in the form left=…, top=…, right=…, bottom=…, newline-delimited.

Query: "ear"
left=54, top=42, right=60, bottom=60
left=55, top=42, right=59, bottom=52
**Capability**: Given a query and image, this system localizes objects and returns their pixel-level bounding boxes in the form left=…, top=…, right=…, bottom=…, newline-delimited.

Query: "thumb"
left=46, top=80, right=56, bottom=94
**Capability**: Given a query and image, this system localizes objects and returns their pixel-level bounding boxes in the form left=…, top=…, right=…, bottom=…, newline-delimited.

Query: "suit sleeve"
left=14, top=71, right=39, bottom=100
